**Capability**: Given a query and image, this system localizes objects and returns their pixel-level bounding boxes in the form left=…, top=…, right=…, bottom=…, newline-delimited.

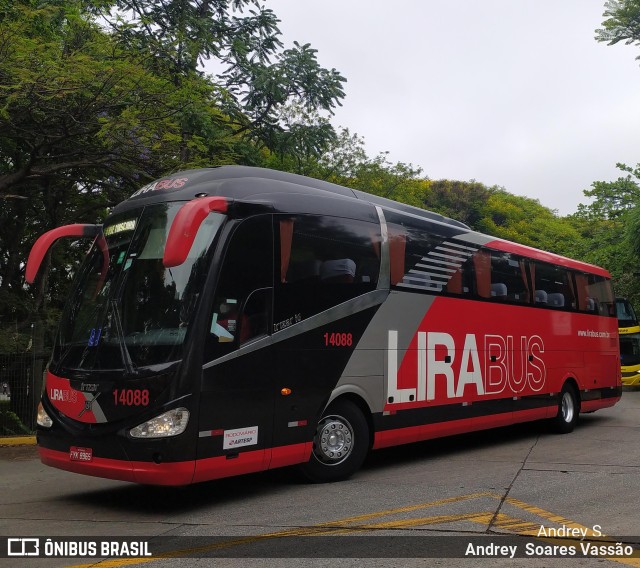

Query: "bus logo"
left=387, top=330, right=546, bottom=406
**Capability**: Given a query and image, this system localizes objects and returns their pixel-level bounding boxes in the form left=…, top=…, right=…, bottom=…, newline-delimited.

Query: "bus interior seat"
left=547, top=293, right=565, bottom=307
left=491, top=283, right=508, bottom=298
left=586, top=297, right=596, bottom=312
left=535, top=290, right=548, bottom=305
left=320, top=259, right=356, bottom=283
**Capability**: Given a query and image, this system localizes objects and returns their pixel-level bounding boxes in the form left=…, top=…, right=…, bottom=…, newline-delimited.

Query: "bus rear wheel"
left=551, top=383, right=579, bottom=434
left=299, top=399, right=369, bottom=483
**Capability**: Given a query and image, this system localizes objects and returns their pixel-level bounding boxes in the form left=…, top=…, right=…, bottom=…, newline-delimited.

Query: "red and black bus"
left=27, top=166, right=621, bottom=485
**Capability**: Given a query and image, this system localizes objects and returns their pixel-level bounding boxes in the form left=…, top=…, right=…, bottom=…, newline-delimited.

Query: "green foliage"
left=2, top=0, right=640, bottom=357
left=475, top=191, right=582, bottom=257
left=595, top=2, right=640, bottom=307
left=596, top=0, right=640, bottom=59
left=0, top=406, right=32, bottom=436
left=0, top=1, right=242, bottom=339
left=576, top=163, right=640, bottom=220
left=422, top=179, right=494, bottom=229
left=311, top=129, right=426, bottom=207
left=99, top=0, right=346, bottom=155
left=0, top=0, right=348, bottom=351
left=570, top=163, right=640, bottom=303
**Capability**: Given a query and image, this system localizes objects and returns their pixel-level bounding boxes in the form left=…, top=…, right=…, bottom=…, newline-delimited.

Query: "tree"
left=306, top=129, right=426, bottom=207
left=475, top=191, right=582, bottom=258
left=595, top=2, right=640, bottom=305
left=575, top=163, right=640, bottom=220
left=0, top=2, right=238, bottom=198
left=100, top=0, right=346, bottom=159
left=422, top=179, right=495, bottom=229
left=0, top=0, right=347, bottom=354
left=596, top=0, right=640, bottom=60
left=571, top=163, right=640, bottom=303
left=0, top=1, right=241, bottom=344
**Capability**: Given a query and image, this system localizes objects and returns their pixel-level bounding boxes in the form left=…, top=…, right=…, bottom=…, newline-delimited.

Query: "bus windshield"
left=616, top=298, right=638, bottom=328
left=53, top=203, right=225, bottom=372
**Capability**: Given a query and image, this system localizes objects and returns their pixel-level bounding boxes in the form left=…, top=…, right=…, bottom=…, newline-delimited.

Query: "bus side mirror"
left=25, top=224, right=101, bottom=284
left=163, top=196, right=229, bottom=268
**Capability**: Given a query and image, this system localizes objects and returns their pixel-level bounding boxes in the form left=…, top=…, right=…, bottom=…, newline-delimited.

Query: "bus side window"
left=489, top=252, right=530, bottom=304
left=585, top=274, right=615, bottom=316
left=532, top=261, right=577, bottom=311
left=387, top=221, right=446, bottom=293
left=275, top=215, right=380, bottom=323
left=205, top=216, right=273, bottom=360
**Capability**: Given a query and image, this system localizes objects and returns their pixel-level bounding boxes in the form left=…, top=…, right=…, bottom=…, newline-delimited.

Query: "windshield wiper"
left=110, top=300, right=136, bottom=376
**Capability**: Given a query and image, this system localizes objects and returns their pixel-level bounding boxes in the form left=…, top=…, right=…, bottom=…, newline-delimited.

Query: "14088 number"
left=113, top=389, right=150, bottom=407
left=324, top=332, right=353, bottom=347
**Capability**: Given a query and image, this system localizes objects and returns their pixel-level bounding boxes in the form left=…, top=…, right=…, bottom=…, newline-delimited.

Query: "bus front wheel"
left=551, top=383, right=580, bottom=434
left=299, top=399, right=369, bottom=483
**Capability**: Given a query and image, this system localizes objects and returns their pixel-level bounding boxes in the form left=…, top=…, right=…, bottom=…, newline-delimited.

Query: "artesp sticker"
left=223, top=426, right=259, bottom=450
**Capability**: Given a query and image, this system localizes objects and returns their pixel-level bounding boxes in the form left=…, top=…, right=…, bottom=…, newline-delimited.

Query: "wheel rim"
left=312, top=414, right=354, bottom=466
left=561, top=391, right=575, bottom=423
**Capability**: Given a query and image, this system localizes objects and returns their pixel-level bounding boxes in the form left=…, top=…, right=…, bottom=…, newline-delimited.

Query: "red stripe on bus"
left=192, top=443, right=311, bottom=483
left=270, top=442, right=312, bottom=469
left=373, top=408, right=552, bottom=450
left=485, top=238, right=611, bottom=277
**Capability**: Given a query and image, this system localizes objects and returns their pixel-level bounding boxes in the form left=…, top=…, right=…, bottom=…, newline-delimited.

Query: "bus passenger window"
left=533, top=262, right=575, bottom=310
left=584, top=274, right=615, bottom=316
left=489, top=252, right=529, bottom=303
left=275, top=215, right=380, bottom=322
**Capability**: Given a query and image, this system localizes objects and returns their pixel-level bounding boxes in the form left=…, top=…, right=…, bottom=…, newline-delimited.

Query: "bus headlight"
left=37, top=402, right=53, bottom=428
left=129, top=408, right=189, bottom=439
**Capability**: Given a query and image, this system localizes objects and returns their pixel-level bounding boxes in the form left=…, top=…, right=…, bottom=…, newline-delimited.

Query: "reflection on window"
left=489, top=252, right=529, bottom=304
left=206, top=216, right=273, bottom=360
left=388, top=221, right=478, bottom=294
left=384, top=230, right=615, bottom=317
left=532, top=262, right=575, bottom=310
left=275, top=215, right=381, bottom=322
left=55, top=204, right=224, bottom=371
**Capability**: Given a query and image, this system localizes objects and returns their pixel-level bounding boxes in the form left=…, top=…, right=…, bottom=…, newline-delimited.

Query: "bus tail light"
left=129, top=408, right=190, bottom=439
left=37, top=402, right=53, bottom=428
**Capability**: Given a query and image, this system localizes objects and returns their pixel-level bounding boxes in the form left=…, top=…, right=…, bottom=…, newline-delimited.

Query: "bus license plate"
left=69, top=447, right=93, bottom=462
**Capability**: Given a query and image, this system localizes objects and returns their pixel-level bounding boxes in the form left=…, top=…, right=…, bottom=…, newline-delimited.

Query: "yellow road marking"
left=66, top=491, right=639, bottom=567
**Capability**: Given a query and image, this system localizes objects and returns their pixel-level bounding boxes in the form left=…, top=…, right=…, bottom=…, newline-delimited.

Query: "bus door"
left=195, top=215, right=276, bottom=482
left=269, top=214, right=383, bottom=468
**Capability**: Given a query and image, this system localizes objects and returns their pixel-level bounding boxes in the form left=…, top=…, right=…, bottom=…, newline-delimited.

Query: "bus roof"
left=112, top=166, right=610, bottom=278
left=112, top=166, right=469, bottom=229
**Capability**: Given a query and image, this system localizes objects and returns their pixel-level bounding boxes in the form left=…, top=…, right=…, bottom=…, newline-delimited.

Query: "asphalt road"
left=1, top=389, right=640, bottom=568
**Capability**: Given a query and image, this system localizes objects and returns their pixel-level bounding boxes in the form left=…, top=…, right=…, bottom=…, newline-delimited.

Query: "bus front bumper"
left=38, top=445, right=196, bottom=485
left=621, top=366, right=640, bottom=387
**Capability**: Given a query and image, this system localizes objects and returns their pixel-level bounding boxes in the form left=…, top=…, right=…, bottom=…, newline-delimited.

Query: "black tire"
left=551, top=383, right=580, bottom=434
left=298, top=398, right=370, bottom=483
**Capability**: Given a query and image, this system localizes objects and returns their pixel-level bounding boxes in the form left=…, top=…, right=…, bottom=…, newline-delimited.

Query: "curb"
left=0, top=436, right=37, bottom=446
